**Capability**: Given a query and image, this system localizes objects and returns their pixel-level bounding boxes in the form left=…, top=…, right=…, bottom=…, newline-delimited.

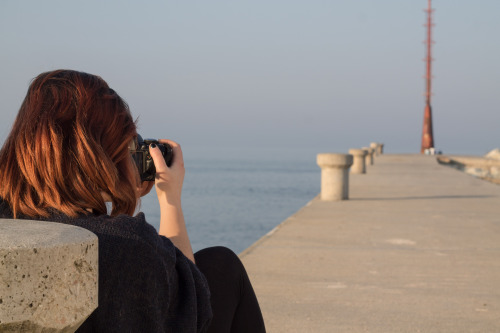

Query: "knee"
left=195, top=246, right=240, bottom=267
left=195, top=246, right=245, bottom=278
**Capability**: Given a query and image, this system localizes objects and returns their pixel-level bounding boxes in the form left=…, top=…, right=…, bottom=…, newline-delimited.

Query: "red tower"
left=421, top=0, right=435, bottom=153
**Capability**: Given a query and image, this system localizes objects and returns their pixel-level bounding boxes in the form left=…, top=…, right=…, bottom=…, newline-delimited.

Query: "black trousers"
left=195, top=247, right=266, bottom=333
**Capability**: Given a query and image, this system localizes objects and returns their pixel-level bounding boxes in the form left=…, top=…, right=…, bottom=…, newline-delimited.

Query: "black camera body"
left=131, top=135, right=173, bottom=181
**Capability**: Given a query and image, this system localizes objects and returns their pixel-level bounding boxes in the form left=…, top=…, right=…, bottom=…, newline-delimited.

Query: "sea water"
left=138, top=148, right=320, bottom=254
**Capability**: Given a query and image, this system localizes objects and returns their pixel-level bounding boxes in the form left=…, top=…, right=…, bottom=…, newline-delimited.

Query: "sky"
left=1, top=0, right=499, bottom=157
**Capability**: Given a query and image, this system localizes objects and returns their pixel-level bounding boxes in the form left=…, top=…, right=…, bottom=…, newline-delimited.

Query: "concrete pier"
left=0, top=219, right=98, bottom=333
left=241, top=154, right=500, bottom=332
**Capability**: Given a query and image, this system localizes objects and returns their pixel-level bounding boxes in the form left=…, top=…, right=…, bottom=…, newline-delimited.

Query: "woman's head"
left=0, top=69, right=139, bottom=218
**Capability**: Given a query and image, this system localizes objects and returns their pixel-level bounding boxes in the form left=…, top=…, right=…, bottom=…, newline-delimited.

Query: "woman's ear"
left=138, top=181, right=154, bottom=198
left=100, top=192, right=112, bottom=202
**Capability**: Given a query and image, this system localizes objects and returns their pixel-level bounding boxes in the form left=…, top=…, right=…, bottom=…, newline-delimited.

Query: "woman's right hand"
left=148, top=139, right=185, bottom=204
left=149, top=139, right=194, bottom=262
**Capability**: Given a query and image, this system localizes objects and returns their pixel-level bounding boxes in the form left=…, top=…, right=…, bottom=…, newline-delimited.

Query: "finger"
left=158, top=139, right=184, bottom=167
left=149, top=143, right=169, bottom=173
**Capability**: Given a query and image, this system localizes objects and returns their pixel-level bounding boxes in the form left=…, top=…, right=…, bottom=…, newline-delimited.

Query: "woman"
left=0, top=70, right=266, bottom=332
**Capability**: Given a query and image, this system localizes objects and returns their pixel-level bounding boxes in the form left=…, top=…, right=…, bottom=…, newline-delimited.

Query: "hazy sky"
left=1, top=0, right=499, bottom=156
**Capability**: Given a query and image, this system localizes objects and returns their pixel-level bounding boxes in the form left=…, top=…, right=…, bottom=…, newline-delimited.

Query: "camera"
left=130, top=134, right=173, bottom=181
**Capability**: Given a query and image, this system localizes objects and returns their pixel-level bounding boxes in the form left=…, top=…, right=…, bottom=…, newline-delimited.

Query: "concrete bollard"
left=349, top=149, right=367, bottom=174
left=377, top=143, right=384, bottom=155
left=369, top=147, right=375, bottom=165
left=317, top=153, right=353, bottom=201
left=0, top=219, right=98, bottom=333
left=362, top=147, right=374, bottom=165
left=370, top=142, right=384, bottom=156
left=370, top=142, right=379, bottom=156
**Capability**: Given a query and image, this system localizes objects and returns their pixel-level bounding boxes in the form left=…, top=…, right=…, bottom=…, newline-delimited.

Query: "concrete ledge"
left=436, top=155, right=500, bottom=184
left=0, top=219, right=98, bottom=333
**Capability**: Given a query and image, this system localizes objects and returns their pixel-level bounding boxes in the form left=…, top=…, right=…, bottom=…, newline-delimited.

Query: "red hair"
left=0, top=69, right=139, bottom=218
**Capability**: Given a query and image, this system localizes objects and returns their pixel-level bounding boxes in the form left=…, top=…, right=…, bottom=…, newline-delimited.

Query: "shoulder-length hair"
left=0, top=69, right=139, bottom=218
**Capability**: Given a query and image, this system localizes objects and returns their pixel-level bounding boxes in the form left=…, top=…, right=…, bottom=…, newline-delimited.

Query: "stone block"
left=0, top=219, right=98, bottom=333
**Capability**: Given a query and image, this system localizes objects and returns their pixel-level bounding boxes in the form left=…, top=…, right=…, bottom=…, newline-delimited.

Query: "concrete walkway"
left=240, top=154, right=500, bottom=332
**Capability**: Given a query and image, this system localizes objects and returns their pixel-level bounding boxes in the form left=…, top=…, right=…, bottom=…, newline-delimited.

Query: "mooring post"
left=317, top=153, right=353, bottom=201
left=363, top=147, right=374, bottom=165
left=349, top=149, right=367, bottom=174
left=378, top=143, right=384, bottom=155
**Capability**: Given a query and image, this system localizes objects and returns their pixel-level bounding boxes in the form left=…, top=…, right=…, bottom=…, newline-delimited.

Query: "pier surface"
left=240, top=154, right=500, bottom=332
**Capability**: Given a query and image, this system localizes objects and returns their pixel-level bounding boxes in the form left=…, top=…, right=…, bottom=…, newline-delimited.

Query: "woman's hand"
left=149, top=139, right=185, bottom=203
left=148, top=140, right=194, bottom=262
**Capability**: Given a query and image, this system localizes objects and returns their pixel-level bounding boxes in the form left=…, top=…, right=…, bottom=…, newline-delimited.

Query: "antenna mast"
left=421, top=0, right=435, bottom=153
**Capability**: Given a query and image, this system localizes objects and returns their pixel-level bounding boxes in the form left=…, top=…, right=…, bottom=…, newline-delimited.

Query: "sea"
left=137, top=147, right=321, bottom=254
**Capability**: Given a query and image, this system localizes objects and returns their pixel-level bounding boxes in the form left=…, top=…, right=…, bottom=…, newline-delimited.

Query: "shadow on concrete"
left=352, top=194, right=497, bottom=201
